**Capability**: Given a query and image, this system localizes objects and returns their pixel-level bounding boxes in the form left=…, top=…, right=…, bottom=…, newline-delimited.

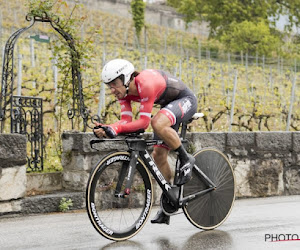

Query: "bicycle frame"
left=90, top=136, right=216, bottom=209
left=86, top=112, right=235, bottom=241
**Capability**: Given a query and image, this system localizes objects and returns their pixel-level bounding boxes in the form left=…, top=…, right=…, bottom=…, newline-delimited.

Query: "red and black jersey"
left=108, top=69, right=191, bottom=134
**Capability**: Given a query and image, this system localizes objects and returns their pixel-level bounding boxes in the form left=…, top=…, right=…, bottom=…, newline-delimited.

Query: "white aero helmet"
left=101, top=59, right=134, bottom=87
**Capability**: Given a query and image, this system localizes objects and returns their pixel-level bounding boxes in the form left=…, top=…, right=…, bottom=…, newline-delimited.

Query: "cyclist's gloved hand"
left=93, top=123, right=118, bottom=139
left=93, top=123, right=104, bottom=138
left=103, top=125, right=117, bottom=139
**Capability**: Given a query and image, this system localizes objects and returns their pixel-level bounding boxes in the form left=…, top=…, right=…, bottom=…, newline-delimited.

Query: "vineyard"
left=0, top=0, right=299, bottom=171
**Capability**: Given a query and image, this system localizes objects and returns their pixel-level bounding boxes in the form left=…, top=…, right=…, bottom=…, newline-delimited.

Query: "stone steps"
left=0, top=191, right=85, bottom=216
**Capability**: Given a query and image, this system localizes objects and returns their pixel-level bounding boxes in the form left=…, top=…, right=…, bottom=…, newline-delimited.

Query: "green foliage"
left=27, top=0, right=96, bottom=132
left=27, top=0, right=56, bottom=17
left=220, top=21, right=282, bottom=56
left=167, top=0, right=300, bottom=56
left=168, top=0, right=300, bottom=36
left=167, top=0, right=181, bottom=8
left=130, top=0, right=146, bottom=41
left=59, top=197, right=73, bottom=212
left=186, top=142, right=196, bottom=154
left=20, top=0, right=98, bottom=171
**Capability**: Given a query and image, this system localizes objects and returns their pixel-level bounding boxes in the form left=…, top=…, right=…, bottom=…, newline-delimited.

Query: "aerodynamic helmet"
left=101, top=59, right=134, bottom=87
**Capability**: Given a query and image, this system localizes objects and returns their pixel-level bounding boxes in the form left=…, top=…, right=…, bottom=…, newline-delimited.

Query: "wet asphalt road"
left=0, top=195, right=300, bottom=250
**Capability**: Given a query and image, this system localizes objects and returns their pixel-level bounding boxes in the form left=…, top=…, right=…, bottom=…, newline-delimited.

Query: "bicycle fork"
left=115, top=149, right=179, bottom=206
left=114, top=150, right=139, bottom=198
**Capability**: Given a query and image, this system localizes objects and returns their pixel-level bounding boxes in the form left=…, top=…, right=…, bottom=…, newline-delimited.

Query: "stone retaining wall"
left=0, top=134, right=82, bottom=215
left=0, top=134, right=27, bottom=214
left=26, top=172, right=63, bottom=195
left=61, top=131, right=300, bottom=202
left=1, top=131, right=299, bottom=215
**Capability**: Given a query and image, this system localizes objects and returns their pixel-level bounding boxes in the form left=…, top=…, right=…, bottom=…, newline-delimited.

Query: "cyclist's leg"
left=152, top=146, right=172, bottom=183
left=150, top=136, right=171, bottom=225
left=151, top=119, right=178, bottom=225
left=151, top=113, right=181, bottom=150
left=153, top=94, right=198, bottom=185
left=150, top=95, right=197, bottom=224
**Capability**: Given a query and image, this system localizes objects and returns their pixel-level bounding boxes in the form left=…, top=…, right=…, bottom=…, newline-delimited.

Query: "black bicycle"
left=86, top=113, right=235, bottom=241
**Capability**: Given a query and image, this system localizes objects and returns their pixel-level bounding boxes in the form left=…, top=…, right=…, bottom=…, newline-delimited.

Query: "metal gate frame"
left=0, top=12, right=101, bottom=171
left=12, top=96, right=43, bottom=172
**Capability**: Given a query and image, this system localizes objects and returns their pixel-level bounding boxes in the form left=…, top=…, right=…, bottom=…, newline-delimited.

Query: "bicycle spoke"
left=86, top=152, right=153, bottom=241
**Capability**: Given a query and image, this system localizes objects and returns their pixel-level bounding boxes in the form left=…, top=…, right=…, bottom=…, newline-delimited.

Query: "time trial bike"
left=86, top=113, right=235, bottom=241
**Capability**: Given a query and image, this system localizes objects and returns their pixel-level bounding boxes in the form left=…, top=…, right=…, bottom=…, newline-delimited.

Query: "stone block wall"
left=1, top=131, right=298, bottom=214
left=190, top=132, right=300, bottom=197
left=61, top=132, right=130, bottom=191
left=224, top=132, right=300, bottom=197
left=62, top=131, right=300, bottom=200
left=0, top=134, right=27, bottom=213
left=26, top=172, right=63, bottom=195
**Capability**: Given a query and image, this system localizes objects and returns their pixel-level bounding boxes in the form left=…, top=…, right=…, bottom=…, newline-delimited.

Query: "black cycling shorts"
left=153, top=92, right=198, bottom=150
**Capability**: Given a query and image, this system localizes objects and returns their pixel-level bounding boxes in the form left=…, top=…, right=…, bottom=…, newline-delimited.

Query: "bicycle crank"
left=161, top=193, right=179, bottom=216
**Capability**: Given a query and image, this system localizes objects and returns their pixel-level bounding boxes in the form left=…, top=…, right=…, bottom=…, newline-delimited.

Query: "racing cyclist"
left=94, top=59, right=198, bottom=225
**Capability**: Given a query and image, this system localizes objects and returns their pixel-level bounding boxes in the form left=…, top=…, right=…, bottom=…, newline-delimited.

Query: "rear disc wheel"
left=183, top=148, right=235, bottom=230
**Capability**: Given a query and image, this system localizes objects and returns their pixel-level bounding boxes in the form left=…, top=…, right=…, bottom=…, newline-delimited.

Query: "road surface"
left=0, top=195, right=300, bottom=250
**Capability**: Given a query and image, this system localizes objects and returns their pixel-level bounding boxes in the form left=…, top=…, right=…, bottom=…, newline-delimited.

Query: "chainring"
left=161, top=193, right=179, bottom=216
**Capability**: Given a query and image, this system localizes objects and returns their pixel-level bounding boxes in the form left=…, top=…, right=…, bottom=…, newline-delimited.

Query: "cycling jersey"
left=108, top=69, right=197, bottom=137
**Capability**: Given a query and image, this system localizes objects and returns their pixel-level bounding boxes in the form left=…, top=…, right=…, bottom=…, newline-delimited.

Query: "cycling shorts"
left=153, top=92, right=198, bottom=150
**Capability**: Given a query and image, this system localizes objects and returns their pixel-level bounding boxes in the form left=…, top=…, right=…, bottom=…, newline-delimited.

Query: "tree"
left=131, top=0, right=146, bottom=41
left=167, top=0, right=300, bottom=38
left=220, top=20, right=282, bottom=56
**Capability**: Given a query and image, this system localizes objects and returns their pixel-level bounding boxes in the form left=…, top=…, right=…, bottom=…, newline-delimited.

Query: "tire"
left=183, top=148, right=235, bottom=230
left=86, top=151, right=153, bottom=241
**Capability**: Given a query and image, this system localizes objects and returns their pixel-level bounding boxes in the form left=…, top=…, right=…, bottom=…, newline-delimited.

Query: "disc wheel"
left=183, top=148, right=235, bottom=230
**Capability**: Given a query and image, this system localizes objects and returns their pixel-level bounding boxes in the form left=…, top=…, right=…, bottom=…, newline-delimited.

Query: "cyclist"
left=94, top=59, right=197, bottom=225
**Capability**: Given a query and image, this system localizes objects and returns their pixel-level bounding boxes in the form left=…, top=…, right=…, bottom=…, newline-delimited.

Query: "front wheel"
left=183, top=148, right=235, bottom=230
left=86, top=151, right=153, bottom=241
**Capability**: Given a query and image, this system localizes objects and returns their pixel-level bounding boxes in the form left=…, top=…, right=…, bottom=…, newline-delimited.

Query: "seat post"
left=174, top=122, right=188, bottom=185
left=180, top=122, right=188, bottom=140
